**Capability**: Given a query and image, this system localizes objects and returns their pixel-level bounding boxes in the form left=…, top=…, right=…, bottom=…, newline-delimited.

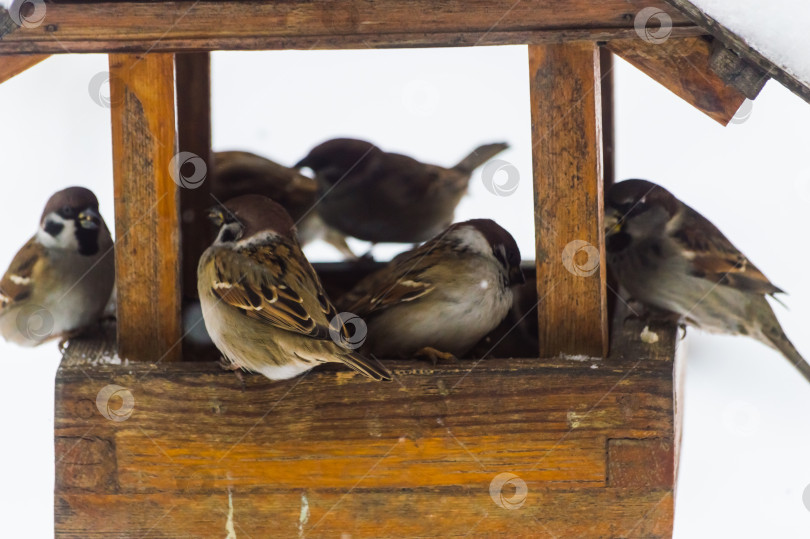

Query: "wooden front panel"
left=55, top=313, right=677, bottom=537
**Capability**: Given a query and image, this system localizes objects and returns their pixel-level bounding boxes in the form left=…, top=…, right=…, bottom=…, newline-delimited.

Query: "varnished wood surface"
left=607, top=36, right=747, bottom=125
left=0, top=53, right=48, bottom=84
left=665, top=0, right=809, bottom=106
left=0, top=1, right=698, bottom=54
left=529, top=42, right=608, bottom=359
left=176, top=52, right=212, bottom=300
left=110, top=53, right=182, bottom=363
left=56, top=309, right=679, bottom=537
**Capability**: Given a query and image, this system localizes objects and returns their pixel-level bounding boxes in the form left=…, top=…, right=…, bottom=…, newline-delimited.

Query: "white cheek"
left=36, top=214, right=79, bottom=250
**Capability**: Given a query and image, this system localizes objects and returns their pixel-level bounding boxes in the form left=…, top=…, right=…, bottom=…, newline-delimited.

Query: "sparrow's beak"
left=78, top=208, right=101, bottom=230
left=604, top=208, right=622, bottom=236
left=209, top=205, right=230, bottom=224
left=293, top=157, right=309, bottom=169
left=509, top=265, right=526, bottom=286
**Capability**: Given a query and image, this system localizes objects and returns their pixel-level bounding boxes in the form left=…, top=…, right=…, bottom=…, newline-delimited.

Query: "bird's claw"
left=415, top=347, right=457, bottom=366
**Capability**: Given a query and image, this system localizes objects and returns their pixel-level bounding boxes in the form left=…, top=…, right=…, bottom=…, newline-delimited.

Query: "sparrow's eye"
left=493, top=246, right=508, bottom=268
left=61, top=206, right=75, bottom=218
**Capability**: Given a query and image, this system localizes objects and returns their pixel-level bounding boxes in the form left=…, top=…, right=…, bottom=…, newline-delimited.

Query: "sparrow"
left=338, top=219, right=525, bottom=361
left=197, top=194, right=391, bottom=381
left=605, top=179, right=810, bottom=382
left=211, top=150, right=356, bottom=258
left=0, top=187, right=115, bottom=346
left=294, top=138, right=509, bottom=244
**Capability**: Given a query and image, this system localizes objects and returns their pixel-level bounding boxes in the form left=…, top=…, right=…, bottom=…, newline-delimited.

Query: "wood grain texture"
left=110, top=53, right=181, bottom=363
left=529, top=42, right=608, bottom=358
left=606, top=36, right=747, bottom=125
left=665, top=0, right=810, bottom=106
left=0, top=53, right=48, bottom=84
left=0, top=0, right=698, bottom=54
left=708, top=39, right=768, bottom=99
left=56, top=312, right=678, bottom=537
left=175, top=52, right=212, bottom=300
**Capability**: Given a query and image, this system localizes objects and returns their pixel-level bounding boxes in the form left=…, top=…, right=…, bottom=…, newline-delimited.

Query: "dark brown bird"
left=211, top=150, right=355, bottom=258
left=605, top=179, right=810, bottom=383
left=294, top=138, right=509, bottom=244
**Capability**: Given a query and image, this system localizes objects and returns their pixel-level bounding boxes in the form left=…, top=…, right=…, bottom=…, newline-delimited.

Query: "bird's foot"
left=415, top=347, right=457, bottom=366
left=218, top=357, right=246, bottom=390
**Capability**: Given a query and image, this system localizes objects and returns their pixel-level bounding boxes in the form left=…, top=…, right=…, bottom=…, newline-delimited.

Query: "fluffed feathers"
left=605, top=178, right=809, bottom=382
left=338, top=218, right=524, bottom=358
left=0, top=187, right=114, bottom=346
left=198, top=194, right=390, bottom=381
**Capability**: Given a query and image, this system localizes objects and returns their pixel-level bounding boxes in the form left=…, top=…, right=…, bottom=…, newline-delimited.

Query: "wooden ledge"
left=56, top=310, right=680, bottom=536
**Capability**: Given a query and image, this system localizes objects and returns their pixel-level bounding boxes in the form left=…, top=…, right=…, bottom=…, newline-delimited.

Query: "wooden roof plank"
left=0, top=1, right=699, bottom=54
left=607, top=36, right=748, bottom=126
left=0, top=53, right=49, bottom=84
left=665, top=0, right=810, bottom=106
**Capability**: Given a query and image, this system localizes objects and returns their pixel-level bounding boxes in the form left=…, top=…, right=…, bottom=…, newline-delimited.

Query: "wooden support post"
left=109, top=53, right=182, bottom=363
left=530, top=42, right=608, bottom=359
left=599, top=47, right=615, bottom=189
left=175, top=52, right=212, bottom=300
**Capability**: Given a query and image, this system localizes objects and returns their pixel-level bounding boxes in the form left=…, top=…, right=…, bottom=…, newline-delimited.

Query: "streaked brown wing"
left=208, top=242, right=334, bottom=340
left=0, top=237, right=42, bottom=311
left=674, top=207, right=783, bottom=296
left=340, top=245, right=436, bottom=316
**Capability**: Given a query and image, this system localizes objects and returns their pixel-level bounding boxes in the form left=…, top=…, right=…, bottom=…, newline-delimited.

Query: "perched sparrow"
left=212, top=150, right=355, bottom=258
left=0, top=187, right=114, bottom=346
left=605, top=179, right=810, bottom=381
left=295, top=138, right=509, bottom=244
left=197, top=194, right=391, bottom=381
left=338, top=219, right=525, bottom=360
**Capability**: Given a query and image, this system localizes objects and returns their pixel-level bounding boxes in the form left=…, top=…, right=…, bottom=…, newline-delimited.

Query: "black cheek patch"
left=606, top=232, right=632, bottom=253
left=43, top=221, right=64, bottom=237
left=220, top=229, right=238, bottom=243
left=76, top=226, right=100, bottom=256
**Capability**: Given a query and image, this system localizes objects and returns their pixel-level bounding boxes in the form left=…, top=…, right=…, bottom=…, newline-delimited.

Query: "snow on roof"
left=689, top=0, right=810, bottom=88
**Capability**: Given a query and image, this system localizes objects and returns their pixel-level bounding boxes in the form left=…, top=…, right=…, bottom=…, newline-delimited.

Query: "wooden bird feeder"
left=2, top=1, right=808, bottom=536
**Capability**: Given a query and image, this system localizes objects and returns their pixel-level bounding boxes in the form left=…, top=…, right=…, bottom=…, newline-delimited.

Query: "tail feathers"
left=453, top=142, right=509, bottom=173
left=768, top=331, right=810, bottom=384
left=341, top=352, right=392, bottom=381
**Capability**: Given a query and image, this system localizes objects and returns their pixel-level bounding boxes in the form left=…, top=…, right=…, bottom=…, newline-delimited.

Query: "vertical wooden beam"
left=175, top=52, right=212, bottom=300
left=529, top=42, right=608, bottom=358
left=110, top=53, right=181, bottom=362
left=599, top=47, right=615, bottom=189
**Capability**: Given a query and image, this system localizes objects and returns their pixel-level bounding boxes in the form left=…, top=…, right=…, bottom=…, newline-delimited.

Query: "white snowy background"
left=0, top=45, right=809, bottom=538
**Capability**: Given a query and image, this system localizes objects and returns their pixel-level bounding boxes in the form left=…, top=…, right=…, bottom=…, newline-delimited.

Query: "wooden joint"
left=709, top=38, right=769, bottom=99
